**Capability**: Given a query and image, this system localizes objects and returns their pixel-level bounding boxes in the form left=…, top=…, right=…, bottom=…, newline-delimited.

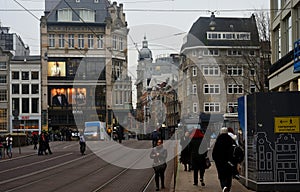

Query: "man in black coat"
left=212, top=127, right=235, bottom=192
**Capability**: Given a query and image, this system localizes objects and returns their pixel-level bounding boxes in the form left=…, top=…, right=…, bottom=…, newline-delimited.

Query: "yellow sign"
left=274, top=117, right=300, bottom=133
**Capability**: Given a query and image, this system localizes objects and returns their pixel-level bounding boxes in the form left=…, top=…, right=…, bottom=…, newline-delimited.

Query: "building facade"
left=269, top=0, right=300, bottom=92
left=0, top=26, right=30, bottom=56
left=40, top=0, right=131, bottom=134
left=10, top=56, right=42, bottom=134
left=0, top=48, right=12, bottom=133
left=135, top=37, right=180, bottom=137
left=179, top=13, right=261, bottom=131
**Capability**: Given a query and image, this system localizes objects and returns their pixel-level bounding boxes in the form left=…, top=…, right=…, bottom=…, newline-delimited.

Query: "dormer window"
left=76, top=0, right=80, bottom=3
left=94, top=0, right=99, bottom=2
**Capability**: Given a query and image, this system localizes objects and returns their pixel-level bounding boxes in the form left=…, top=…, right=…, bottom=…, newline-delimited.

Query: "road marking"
left=0, top=144, right=115, bottom=185
left=0, top=153, right=73, bottom=174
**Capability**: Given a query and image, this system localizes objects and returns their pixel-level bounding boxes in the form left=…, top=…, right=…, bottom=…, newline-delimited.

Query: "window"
left=22, top=98, right=29, bottom=113
left=22, top=84, right=29, bottom=94
left=32, top=98, right=39, bottom=113
left=203, top=49, right=219, bottom=56
left=12, top=84, right=19, bottom=94
left=192, top=67, right=197, bottom=76
left=22, top=72, right=29, bottom=80
left=192, top=84, right=197, bottom=94
left=297, top=7, right=300, bottom=40
left=0, top=75, right=7, bottom=83
left=119, top=37, right=123, bottom=51
left=58, top=34, right=65, bottom=48
left=58, top=9, right=72, bottom=22
left=48, top=34, right=55, bottom=48
left=0, top=90, right=7, bottom=101
left=68, top=34, right=75, bottom=48
left=227, top=102, right=238, bottom=113
left=98, top=34, right=104, bottom=49
left=193, top=103, right=198, bottom=113
left=78, top=34, right=84, bottom=48
left=112, top=35, right=117, bottom=50
left=202, top=65, right=220, bottom=76
left=12, top=71, right=19, bottom=79
left=0, top=62, right=7, bottom=70
left=0, top=109, right=7, bottom=131
left=204, top=84, right=220, bottom=94
left=250, top=68, right=256, bottom=76
left=94, top=0, right=99, bottom=2
left=227, top=50, right=242, bottom=56
left=285, top=15, right=293, bottom=52
left=31, top=84, right=39, bottom=94
left=250, top=84, right=256, bottom=93
left=192, top=50, right=197, bottom=56
left=12, top=98, right=19, bottom=114
left=207, top=32, right=250, bottom=40
left=249, top=50, right=256, bottom=56
left=204, top=102, right=220, bottom=112
left=227, top=66, right=243, bottom=76
left=31, top=71, right=39, bottom=80
left=79, top=9, right=95, bottom=22
left=228, top=84, right=243, bottom=94
left=88, top=34, right=94, bottom=49
left=274, top=27, right=281, bottom=60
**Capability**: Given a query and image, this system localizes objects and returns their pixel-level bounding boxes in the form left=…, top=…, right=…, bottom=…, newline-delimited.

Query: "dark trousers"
left=155, top=169, right=165, bottom=189
left=215, top=162, right=233, bottom=190
left=193, top=166, right=205, bottom=184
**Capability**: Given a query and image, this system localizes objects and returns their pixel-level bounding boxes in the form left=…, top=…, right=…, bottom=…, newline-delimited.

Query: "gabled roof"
left=182, top=14, right=260, bottom=50
left=46, top=0, right=110, bottom=24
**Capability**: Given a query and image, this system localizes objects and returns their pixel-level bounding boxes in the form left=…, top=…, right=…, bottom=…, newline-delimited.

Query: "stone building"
left=40, top=0, right=131, bottom=134
left=269, top=0, right=300, bottom=92
left=179, top=13, right=260, bottom=131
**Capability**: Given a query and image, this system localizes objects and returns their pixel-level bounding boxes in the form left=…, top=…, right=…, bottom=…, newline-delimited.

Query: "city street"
left=0, top=140, right=175, bottom=192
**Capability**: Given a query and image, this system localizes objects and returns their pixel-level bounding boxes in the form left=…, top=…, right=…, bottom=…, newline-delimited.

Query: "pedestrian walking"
left=212, top=127, right=235, bottom=192
left=150, top=139, right=168, bottom=191
left=189, top=128, right=208, bottom=186
left=227, top=127, right=241, bottom=179
left=180, top=131, right=191, bottom=171
left=151, top=129, right=159, bottom=147
left=0, top=136, right=3, bottom=159
left=38, top=133, right=46, bottom=155
left=6, top=134, right=13, bottom=158
left=79, top=135, right=86, bottom=155
left=44, top=132, right=52, bottom=154
left=33, top=134, right=38, bottom=150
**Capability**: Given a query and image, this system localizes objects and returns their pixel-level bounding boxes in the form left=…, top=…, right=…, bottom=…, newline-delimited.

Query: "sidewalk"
left=174, top=161, right=254, bottom=192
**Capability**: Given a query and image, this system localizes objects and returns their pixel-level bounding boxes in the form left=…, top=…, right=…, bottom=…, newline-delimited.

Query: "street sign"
left=274, top=116, right=300, bottom=133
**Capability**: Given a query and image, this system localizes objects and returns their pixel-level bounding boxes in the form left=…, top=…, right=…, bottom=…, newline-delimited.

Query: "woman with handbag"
left=189, top=128, right=208, bottom=186
left=150, top=139, right=168, bottom=191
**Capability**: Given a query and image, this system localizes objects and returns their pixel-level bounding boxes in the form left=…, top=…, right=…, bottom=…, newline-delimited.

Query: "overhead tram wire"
left=0, top=8, right=292, bottom=13
left=63, top=0, right=102, bottom=42
left=12, top=0, right=40, bottom=20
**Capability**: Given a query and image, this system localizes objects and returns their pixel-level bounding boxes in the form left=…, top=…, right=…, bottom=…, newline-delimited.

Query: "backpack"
left=232, top=145, right=244, bottom=164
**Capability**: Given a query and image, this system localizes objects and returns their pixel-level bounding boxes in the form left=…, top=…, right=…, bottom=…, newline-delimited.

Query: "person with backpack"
left=227, top=127, right=244, bottom=180
left=212, top=127, right=235, bottom=192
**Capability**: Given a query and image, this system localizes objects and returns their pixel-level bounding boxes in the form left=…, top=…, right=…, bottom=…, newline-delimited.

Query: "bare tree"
left=224, top=12, right=271, bottom=93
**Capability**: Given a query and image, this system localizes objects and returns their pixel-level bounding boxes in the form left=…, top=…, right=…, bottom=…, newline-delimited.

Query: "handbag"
left=205, top=157, right=211, bottom=169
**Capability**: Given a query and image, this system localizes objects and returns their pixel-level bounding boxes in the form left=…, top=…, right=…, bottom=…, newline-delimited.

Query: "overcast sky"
left=1, top=0, right=269, bottom=97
